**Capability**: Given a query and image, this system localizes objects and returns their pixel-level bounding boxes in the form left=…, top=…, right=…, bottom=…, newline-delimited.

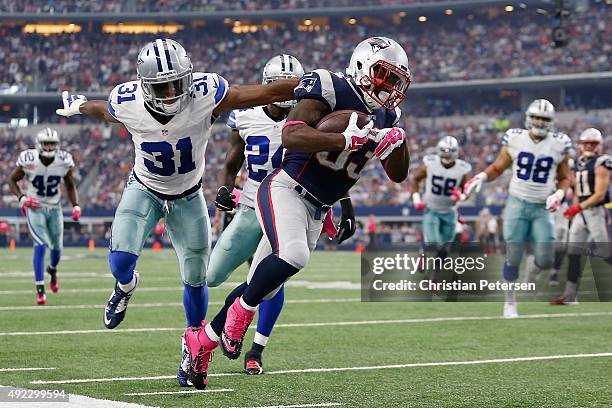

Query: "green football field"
left=0, top=248, right=610, bottom=408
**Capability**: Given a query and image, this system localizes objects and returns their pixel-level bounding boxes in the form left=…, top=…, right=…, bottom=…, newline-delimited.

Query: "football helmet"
left=36, top=127, right=60, bottom=158
left=525, top=99, right=555, bottom=138
left=346, top=37, right=411, bottom=111
left=577, top=128, right=603, bottom=158
left=137, top=39, right=193, bottom=116
left=262, top=54, right=305, bottom=108
left=437, top=136, right=459, bottom=165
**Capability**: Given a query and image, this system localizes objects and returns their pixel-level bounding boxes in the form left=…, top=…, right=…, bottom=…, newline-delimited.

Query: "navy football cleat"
left=103, top=272, right=139, bottom=329
left=177, top=366, right=191, bottom=387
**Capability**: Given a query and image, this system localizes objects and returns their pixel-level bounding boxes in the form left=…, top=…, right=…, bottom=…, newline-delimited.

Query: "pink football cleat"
left=47, top=266, right=59, bottom=293
left=36, top=292, right=46, bottom=305
left=183, top=321, right=218, bottom=390
left=221, top=297, right=256, bottom=360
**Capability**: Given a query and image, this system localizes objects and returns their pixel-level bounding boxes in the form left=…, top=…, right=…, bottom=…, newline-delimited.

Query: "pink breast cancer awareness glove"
left=71, top=205, right=82, bottom=221
left=231, top=188, right=241, bottom=207
left=20, top=196, right=41, bottom=216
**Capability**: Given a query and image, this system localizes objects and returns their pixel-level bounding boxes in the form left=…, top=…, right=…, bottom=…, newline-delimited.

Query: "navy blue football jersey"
left=575, top=154, right=612, bottom=206
left=282, top=69, right=401, bottom=205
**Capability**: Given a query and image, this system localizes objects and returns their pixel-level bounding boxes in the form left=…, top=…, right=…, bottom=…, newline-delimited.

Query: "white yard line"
left=229, top=403, right=341, bottom=408
left=124, top=388, right=234, bottom=396
left=0, top=280, right=358, bottom=295
left=0, top=367, right=55, bottom=372
left=0, top=298, right=360, bottom=312
left=4, top=311, right=612, bottom=337
left=30, top=352, right=612, bottom=385
left=0, top=385, right=157, bottom=408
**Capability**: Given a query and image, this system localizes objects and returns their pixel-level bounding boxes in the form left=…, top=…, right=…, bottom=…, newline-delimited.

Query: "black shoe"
left=47, top=266, right=59, bottom=293
left=244, top=350, right=264, bottom=375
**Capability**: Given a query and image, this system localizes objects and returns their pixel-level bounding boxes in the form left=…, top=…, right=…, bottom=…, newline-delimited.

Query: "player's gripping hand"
left=371, top=127, right=406, bottom=160
left=412, top=192, right=426, bottom=211
left=464, top=172, right=487, bottom=196
left=546, top=189, right=564, bottom=212
left=342, top=112, right=373, bottom=151
left=56, top=91, right=87, bottom=117
left=215, top=186, right=236, bottom=212
left=71, top=205, right=82, bottom=221
left=19, top=195, right=40, bottom=215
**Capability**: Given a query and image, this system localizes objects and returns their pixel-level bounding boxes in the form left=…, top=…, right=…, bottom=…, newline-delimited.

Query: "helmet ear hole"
left=356, top=61, right=362, bottom=70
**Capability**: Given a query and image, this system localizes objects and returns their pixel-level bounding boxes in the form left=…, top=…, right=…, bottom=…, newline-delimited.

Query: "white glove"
left=342, top=112, right=373, bottom=151
left=56, top=91, right=87, bottom=117
left=463, top=172, right=487, bottom=196
left=546, top=189, right=564, bottom=212
left=371, top=127, right=406, bottom=160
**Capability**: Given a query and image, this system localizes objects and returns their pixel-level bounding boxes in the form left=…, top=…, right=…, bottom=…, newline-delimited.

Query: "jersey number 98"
left=516, top=152, right=553, bottom=184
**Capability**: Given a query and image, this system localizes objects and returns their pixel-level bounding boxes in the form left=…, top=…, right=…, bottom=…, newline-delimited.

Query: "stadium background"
left=0, top=0, right=610, bottom=248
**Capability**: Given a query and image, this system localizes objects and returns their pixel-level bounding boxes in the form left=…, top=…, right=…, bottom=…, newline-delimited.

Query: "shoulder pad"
left=597, top=154, right=612, bottom=170
left=192, top=72, right=229, bottom=107
left=294, top=69, right=336, bottom=110
left=502, top=128, right=523, bottom=146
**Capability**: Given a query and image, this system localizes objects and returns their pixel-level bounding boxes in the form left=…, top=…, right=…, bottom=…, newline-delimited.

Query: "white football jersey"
left=16, top=149, right=74, bottom=207
left=503, top=128, right=572, bottom=203
left=107, top=72, right=228, bottom=195
left=422, top=154, right=472, bottom=212
left=227, top=106, right=285, bottom=208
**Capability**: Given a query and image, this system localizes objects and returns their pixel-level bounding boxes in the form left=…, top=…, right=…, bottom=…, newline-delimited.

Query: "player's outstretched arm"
left=464, top=147, right=512, bottom=196
left=213, top=79, right=298, bottom=116
left=63, top=169, right=81, bottom=221
left=215, top=130, right=245, bottom=212
left=56, top=91, right=119, bottom=123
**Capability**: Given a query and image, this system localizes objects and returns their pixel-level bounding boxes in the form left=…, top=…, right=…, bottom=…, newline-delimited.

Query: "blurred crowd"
left=2, top=114, right=609, bottom=211
left=1, top=0, right=460, bottom=13
left=1, top=2, right=610, bottom=95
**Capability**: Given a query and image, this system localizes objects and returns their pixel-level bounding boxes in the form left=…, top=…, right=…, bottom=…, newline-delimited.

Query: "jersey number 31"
left=141, top=137, right=196, bottom=177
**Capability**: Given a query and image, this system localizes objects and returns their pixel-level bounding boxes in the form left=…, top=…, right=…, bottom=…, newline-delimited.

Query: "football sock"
left=242, top=255, right=299, bottom=307
left=33, top=244, right=46, bottom=284
left=251, top=340, right=265, bottom=354
left=109, top=251, right=137, bottom=285
left=567, top=254, right=582, bottom=284
left=183, top=283, right=208, bottom=328
left=36, top=284, right=45, bottom=295
left=502, top=262, right=519, bottom=282
left=50, top=249, right=61, bottom=268
left=553, top=249, right=565, bottom=271
left=210, top=282, right=248, bottom=337
left=256, top=286, right=284, bottom=339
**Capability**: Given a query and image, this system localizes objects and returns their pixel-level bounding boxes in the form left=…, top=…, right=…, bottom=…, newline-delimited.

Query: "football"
left=316, top=109, right=371, bottom=132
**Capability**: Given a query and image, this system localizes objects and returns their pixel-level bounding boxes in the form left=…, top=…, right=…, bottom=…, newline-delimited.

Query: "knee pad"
left=504, top=243, right=524, bottom=269
left=280, top=240, right=310, bottom=270
left=182, top=247, right=209, bottom=287
left=534, top=243, right=554, bottom=269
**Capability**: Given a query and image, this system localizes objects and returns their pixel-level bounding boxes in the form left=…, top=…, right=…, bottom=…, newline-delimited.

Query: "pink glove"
left=231, top=188, right=241, bottom=207
left=71, top=205, right=81, bottom=221
left=20, top=196, right=40, bottom=216
left=450, top=187, right=463, bottom=202
left=415, top=201, right=426, bottom=211
left=374, top=128, right=406, bottom=160
left=322, top=208, right=338, bottom=239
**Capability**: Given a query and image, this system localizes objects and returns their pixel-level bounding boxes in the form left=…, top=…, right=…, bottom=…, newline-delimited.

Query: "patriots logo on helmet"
left=368, top=37, right=391, bottom=53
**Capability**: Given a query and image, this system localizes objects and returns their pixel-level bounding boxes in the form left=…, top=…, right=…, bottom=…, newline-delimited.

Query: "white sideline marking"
left=124, top=388, right=234, bottom=396
left=0, top=298, right=360, bottom=312
left=0, top=385, right=157, bottom=408
left=30, top=352, right=612, bottom=385
left=4, top=311, right=612, bottom=337
left=229, top=404, right=341, bottom=408
left=0, top=367, right=55, bottom=372
left=0, top=280, right=358, bottom=295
